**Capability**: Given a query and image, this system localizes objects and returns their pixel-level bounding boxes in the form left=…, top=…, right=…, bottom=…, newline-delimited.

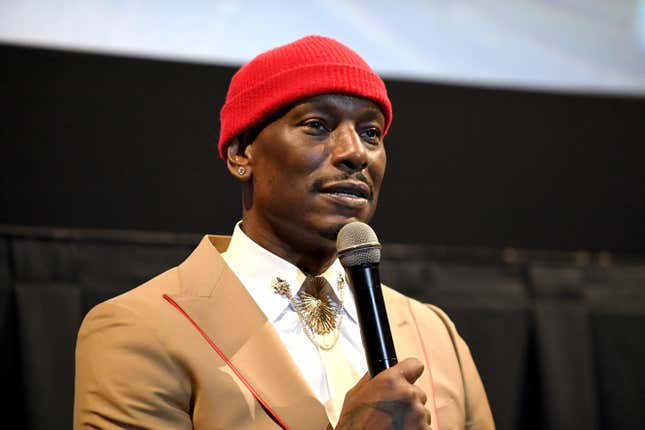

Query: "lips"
left=318, top=180, right=372, bottom=200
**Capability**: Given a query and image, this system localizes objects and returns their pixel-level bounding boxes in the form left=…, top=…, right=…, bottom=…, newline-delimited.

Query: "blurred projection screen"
left=1, top=0, right=645, bottom=96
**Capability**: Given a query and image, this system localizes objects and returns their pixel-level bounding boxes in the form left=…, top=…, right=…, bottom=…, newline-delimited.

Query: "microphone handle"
left=345, top=263, right=398, bottom=376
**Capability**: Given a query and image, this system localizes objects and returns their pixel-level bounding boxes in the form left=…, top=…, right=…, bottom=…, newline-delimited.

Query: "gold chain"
left=272, top=274, right=345, bottom=350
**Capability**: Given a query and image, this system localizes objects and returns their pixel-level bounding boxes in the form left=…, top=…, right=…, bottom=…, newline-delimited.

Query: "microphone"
left=337, top=221, right=398, bottom=376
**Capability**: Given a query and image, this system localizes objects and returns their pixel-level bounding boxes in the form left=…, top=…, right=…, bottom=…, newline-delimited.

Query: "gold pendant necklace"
left=272, top=274, right=345, bottom=350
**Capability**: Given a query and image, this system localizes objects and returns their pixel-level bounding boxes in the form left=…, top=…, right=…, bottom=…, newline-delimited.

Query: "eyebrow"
left=291, top=98, right=385, bottom=122
left=357, top=108, right=386, bottom=122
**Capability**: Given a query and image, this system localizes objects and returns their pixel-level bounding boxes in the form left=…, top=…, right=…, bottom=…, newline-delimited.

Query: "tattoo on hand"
left=337, top=399, right=410, bottom=430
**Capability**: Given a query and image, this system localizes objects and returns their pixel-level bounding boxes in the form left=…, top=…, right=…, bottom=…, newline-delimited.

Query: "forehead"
left=284, top=94, right=385, bottom=122
left=242, top=93, right=385, bottom=145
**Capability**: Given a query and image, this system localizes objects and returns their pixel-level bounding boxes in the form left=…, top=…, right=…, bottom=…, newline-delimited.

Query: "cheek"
left=280, top=147, right=329, bottom=186
left=297, top=144, right=329, bottom=173
left=256, top=152, right=319, bottom=194
left=370, top=152, right=387, bottom=189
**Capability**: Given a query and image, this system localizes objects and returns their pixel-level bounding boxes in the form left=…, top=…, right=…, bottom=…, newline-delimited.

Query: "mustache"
left=312, top=173, right=374, bottom=196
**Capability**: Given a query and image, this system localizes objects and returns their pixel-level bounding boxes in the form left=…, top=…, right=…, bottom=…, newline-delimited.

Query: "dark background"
left=3, top=43, right=644, bottom=253
left=2, top=43, right=645, bottom=430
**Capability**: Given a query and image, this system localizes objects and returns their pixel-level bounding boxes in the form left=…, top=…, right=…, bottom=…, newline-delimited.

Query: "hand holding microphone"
left=335, top=222, right=431, bottom=429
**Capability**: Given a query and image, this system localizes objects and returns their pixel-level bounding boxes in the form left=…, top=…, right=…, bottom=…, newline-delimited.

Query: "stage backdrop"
left=1, top=43, right=645, bottom=253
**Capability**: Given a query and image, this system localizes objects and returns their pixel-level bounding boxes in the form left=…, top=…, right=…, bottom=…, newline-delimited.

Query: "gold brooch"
left=272, top=274, right=345, bottom=350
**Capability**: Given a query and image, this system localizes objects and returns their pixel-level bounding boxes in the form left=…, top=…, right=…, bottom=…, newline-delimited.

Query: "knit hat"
left=218, top=35, right=392, bottom=159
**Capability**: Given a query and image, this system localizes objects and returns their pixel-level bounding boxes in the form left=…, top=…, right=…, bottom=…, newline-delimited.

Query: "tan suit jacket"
left=74, top=235, right=494, bottom=429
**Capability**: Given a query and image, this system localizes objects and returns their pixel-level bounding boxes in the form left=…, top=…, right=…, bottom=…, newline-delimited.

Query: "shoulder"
left=82, top=267, right=179, bottom=323
left=77, top=267, right=184, bottom=356
left=74, top=267, right=194, bottom=428
left=382, top=284, right=459, bottom=336
left=75, top=267, right=193, bottom=397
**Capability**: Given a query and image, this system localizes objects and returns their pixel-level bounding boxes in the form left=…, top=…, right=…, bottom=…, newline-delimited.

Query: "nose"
left=331, top=124, right=368, bottom=173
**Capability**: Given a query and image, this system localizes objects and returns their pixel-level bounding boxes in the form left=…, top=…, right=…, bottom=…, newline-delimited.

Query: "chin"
left=318, top=217, right=367, bottom=241
left=314, top=209, right=375, bottom=242
left=319, top=222, right=347, bottom=242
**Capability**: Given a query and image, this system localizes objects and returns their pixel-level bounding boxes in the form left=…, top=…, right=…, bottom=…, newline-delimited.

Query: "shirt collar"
left=221, top=222, right=359, bottom=323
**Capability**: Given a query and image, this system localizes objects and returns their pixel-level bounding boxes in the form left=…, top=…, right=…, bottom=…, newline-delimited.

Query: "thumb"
left=397, top=357, right=425, bottom=384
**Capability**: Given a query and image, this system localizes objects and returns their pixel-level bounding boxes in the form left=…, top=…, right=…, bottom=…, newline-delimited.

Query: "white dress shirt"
left=221, top=222, right=368, bottom=409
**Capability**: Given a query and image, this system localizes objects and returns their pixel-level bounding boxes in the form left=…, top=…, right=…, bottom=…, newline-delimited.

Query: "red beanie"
left=218, top=35, right=393, bottom=159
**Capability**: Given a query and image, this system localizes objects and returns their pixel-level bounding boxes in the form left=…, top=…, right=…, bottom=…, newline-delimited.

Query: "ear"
left=226, top=137, right=252, bottom=182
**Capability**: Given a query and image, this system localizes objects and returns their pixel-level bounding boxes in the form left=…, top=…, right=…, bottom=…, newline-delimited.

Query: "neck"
left=240, top=218, right=337, bottom=276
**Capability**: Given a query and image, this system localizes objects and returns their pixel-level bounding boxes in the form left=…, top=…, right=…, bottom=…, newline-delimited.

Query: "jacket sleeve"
left=427, top=304, right=496, bottom=430
left=74, top=300, right=193, bottom=429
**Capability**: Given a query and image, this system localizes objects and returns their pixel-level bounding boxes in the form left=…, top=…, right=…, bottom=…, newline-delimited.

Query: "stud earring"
left=238, top=166, right=246, bottom=176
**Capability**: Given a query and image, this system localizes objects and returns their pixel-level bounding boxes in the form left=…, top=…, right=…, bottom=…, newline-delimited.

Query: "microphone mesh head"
left=336, top=221, right=381, bottom=266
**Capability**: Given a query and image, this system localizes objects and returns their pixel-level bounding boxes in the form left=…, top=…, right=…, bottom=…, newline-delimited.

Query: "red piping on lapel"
left=406, top=298, right=441, bottom=430
left=163, top=294, right=289, bottom=430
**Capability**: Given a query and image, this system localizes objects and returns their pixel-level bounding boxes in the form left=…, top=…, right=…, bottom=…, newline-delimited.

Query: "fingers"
left=412, top=384, right=427, bottom=405
left=339, top=360, right=431, bottom=430
left=396, top=357, right=425, bottom=384
left=374, top=358, right=429, bottom=407
left=405, top=394, right=432, bottom=430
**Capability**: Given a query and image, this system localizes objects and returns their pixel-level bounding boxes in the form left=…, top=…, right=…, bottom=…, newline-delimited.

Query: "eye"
left=360, top=127, right=382, bottom=144
left=302, top=119, right=329, bottom=133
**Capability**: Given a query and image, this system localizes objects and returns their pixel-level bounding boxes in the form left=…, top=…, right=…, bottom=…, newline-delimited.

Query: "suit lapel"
left=169, top=236, right=329, bottom=429
left=383, top=288, right=420, bottom=370
left=382, top=287, right=443, bottom=428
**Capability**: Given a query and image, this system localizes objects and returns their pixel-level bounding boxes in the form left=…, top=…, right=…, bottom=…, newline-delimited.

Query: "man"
left=74, top=35, right=495, bottom=430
